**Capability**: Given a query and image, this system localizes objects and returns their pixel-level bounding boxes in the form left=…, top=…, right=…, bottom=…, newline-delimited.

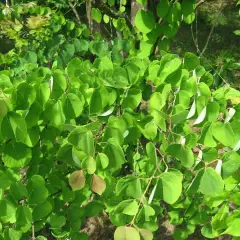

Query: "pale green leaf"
left=114, top=226, right=140, bottom=240
left=199, top=168, right=224, bottom=195
left=158, top=171, right=182, bottom=204
left=212, top=122, right=235, bottom=147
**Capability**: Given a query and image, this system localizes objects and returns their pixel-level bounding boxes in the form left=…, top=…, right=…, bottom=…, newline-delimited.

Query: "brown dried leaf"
left=91, top=174, right=106, bottom=195
left=69, top=170, right=85, bottom=191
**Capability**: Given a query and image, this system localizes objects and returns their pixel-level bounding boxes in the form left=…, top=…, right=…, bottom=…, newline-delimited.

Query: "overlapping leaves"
left=0, top=38, right=239, bottom=240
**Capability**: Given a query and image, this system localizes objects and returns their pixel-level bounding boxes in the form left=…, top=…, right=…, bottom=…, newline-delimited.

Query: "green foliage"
left=0, top=43, right=239, bottom=239
left=0, top=1, right=240, bottom=240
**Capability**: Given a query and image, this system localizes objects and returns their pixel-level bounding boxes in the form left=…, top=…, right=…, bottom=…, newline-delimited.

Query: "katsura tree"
left=0, top=0, right=240, bottom=240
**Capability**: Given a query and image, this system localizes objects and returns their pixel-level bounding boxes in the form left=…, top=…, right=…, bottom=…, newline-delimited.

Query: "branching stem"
left=68, top=0, right=81, bottom=24
left=32, top=224, right=35, bottom=240
left=130, top=156, right=167, bottom=226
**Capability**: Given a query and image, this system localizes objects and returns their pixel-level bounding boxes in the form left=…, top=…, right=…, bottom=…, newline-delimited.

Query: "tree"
left=0, top=0, right=240, bottom=239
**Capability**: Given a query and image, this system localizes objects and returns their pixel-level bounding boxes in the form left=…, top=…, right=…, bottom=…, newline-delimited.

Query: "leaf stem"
left=32, top=224, right=35, bottom=240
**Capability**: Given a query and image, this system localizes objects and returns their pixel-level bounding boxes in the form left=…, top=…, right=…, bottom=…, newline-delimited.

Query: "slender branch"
left=200, top=24, right=214, bottom=57
left=86, top=0, right=92, bottom=33
left=191, top=25, right=199, bottom=53
left=117, top=0, right=124, bottom=56
left=100, top=0, right=131, bottom=26
left=64, top=1, right=78, bottom=15
left=200, top=0, right=224, bottom=56
left=130, top=169, right=157, bottom=226
left=195, top=9, right=199, bottom=52
left=32, top=224, right=35, bottom=240
left=50, top=190, right=62, bottom=197
left=0, top=89, right=10, bottom=99
left=191, top=6, right=200, bottom=54
left=203, top=57, right=230, bottom=86
left=205, top=159, right=221, bottom=167
left=130, top=156, right=167, bottom=226
left=68, top=0, right=81, bottom=24
left=156, top=149, right=168, bottom=169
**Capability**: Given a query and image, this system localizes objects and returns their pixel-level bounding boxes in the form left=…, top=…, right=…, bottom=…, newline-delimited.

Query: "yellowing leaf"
left=69, top=170, right=85, bottom=191
left=91, top=174, right=106, bottom=195
left=82, top=156, right=96, bottom=174
left=26, top=16, right=49, bottom=29
left=114, top=226, right=140, bottom=240
left=122, top=200, right=138, bottom=216
left=0, top=99, right=8, bottom=119
left=139, top=228, right=153, bottom=240
left=229, top=96, right=240, bottom=105
left=223, top=219, right=240, bottom=236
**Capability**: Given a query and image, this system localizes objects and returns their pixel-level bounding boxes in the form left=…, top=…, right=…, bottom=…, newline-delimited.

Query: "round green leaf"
left=184, top=52, right=200, bottom=71
left=16, top=206, right=32, bottom=233
left=103, top=138, right=126, bottom=172
left=103, top=14, right=110, bottom=23
left=82, top=156, right=96, bottom=174
left=68, top=126, right=94, bottom=156
left=44, top=99, right=66, bottom=126
left=1, top=112, right=27, bottom=143
left=63, top=93, right=83, bottom=119
left=0, top=74, right=12, bottom=89
left=158, top=171, right=183, bottom=204
left=49, top=213, right=66, bottom=229
left=223, top=219, right=240, bottom=236
left=12, top=82, right=36, bottom=110
left=199, top=168, right=224, bottom=195
left=222, top=152, right=240, bottom=179
left=96, top=153, right=109, bottom=169
left=32, top=201, right=52, bottom=221
left=92, top=8, right=102, bottom=23
left=51, top=71, right=67, bottom=99
left=212, top=122, right=235, bottom=147
left=2, top=142, right=32, bottom=169
left=0, top=199, right=16, bottom=223
left=122, top=89, right=142, bottom=110
left=156, top=54, right=182, bottom=85
left=166, top=144, right=194, bottom=168
left=3, top=229, right=22, bottom=240
left=135, top=10, right=155, bottom=34
left=182, top=0, right=196, bottom=24
left=27, top=175, right=49, bottom=205
left=157, top=0, right=170, bottom=18
left=166, top=2, right=182, bottom=23
left=9, top=182, right=28, bottom=201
